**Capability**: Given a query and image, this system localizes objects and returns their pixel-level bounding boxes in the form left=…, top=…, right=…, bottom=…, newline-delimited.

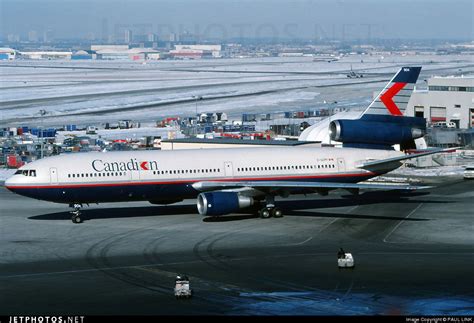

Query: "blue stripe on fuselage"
left=6, top=174, right=375, bottom=204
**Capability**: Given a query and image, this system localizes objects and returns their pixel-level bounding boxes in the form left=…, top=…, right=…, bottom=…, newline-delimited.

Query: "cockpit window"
left=16, top=169, right=37, bottom=177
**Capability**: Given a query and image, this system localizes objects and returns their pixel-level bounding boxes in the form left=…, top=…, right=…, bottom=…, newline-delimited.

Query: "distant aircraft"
left=347, top=64, right=363, bottom=78
left=5, top=66, right=448, bottom=223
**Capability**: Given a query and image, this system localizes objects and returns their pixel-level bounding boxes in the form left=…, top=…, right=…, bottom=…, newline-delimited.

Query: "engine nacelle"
left=197, top=192, right=254, bottom=216
left=329, top=115, right=426, bottom=148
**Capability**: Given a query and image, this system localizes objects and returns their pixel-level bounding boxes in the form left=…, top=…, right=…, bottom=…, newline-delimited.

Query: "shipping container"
left=7, top=155, right=24, bottom=168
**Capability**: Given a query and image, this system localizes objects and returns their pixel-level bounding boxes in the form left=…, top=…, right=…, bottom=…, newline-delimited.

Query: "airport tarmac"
left=0, top=175, right=473, bottom=315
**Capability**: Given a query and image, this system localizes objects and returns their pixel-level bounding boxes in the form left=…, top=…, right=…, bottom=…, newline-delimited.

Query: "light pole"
left=39, top=109, right=47, bottom=159
left=192, top=95, right=202, bottom=117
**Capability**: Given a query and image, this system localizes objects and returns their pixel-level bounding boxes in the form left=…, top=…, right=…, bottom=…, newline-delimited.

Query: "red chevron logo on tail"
left=380, top=82, right=406, bottom=116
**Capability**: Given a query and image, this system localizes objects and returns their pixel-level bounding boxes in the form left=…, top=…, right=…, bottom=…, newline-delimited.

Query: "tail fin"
left=361, top=66, right=421, bottom=117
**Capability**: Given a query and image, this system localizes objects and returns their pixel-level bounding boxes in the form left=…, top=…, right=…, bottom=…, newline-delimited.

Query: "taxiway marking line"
left=383, top=203, right=423, bottom=243
left=4, top=250, right=474, bottom=279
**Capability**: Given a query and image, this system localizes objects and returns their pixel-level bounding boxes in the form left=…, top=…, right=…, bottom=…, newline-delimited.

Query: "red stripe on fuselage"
left=380, top=82, right=406, bottom=116
left=6, top=172, right=375, bottom=190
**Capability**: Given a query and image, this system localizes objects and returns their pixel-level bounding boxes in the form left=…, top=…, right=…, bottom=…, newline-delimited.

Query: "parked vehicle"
left=464, top=166, right=474, bottom=179
left=432, top=121, right=456, bottom=129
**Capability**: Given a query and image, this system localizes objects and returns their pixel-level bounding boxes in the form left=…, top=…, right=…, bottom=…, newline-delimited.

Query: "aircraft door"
left=49, top=167, right=58, bottom=185
left=337, top=158, right=346, bottom=172
left=224, top=161, right=234, bottom=177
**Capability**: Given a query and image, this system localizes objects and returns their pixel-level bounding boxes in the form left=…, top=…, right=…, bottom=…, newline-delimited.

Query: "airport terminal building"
left=406, top=76, right=474, bottom=129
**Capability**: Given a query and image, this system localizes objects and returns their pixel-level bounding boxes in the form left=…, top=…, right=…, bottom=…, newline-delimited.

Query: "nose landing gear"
left=70, top=203, right=83, bottom=224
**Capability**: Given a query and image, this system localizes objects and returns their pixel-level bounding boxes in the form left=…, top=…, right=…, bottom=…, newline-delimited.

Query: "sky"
left=0, top=0, right=473, bottom=41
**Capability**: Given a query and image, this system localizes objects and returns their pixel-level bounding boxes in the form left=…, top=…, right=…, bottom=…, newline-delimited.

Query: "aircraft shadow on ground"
left=28, top=204, right=198, bottom=222
left=28, top=190, right=448, bottom=222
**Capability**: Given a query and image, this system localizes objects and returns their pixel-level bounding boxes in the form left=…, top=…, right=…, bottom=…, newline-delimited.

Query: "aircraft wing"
left=356, top=147, right=457, bottom=172
left=192, top=180, right=430, bottom=192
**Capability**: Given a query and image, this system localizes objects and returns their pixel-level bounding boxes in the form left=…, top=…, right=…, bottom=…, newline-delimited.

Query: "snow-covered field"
left=1, top=54, right=472, bottom=127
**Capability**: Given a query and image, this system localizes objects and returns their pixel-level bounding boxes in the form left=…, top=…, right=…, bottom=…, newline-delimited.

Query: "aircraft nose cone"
left=4, top=175, right=17, bottom=191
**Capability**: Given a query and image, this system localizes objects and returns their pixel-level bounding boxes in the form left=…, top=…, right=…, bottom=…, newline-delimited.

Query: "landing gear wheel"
left=259, top=207, right=272, bottom=219
left=72, top=215, right=82, bottom=224
left=70, top=203, right=83, bottom=224
left=272, top=207, right=283, bottom=218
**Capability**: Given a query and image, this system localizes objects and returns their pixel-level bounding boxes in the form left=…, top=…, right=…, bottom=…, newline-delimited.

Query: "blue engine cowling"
left=197, top=192, right=254, bottom=216
left=329, top=115, right=426, bottom=149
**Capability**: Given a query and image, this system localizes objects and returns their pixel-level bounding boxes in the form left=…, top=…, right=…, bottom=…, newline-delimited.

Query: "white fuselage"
left=5, top=146, right=402, bottom=204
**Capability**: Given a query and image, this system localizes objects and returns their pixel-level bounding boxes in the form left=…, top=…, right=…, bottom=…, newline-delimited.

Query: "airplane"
left=347, top=64, right=363, bottom=78
left=5, top=66, right=449, bottom=224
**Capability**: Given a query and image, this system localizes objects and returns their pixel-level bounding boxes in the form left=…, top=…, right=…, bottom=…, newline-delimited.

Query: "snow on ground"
left=1, top=54, right=472, bottom=127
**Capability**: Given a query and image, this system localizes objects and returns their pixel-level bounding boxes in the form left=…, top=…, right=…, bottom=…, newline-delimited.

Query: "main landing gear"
left=258, top=196, right=283, bottom=219
left=70, top=203, right=83, bottom=224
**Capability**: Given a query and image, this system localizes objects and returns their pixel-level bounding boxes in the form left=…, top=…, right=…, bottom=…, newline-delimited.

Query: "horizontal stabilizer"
left=356, top=147, right=456, bottom=172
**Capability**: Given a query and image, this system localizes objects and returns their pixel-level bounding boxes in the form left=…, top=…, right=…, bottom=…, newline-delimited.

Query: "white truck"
left=174, top=275, right=192, bottom=299
left=464, top=166, right=474, bottom=179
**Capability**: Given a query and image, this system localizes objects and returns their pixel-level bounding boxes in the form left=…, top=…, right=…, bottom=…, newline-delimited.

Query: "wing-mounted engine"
left=197, top=192, right=254, bottom=216
left=329, top=114, right=426, bottom=149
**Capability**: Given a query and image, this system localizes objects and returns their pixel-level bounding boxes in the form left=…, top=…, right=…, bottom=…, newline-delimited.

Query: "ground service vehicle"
left=174, top=275, right=192, bottom=299
left=464, top=166, right=474, bottom=179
